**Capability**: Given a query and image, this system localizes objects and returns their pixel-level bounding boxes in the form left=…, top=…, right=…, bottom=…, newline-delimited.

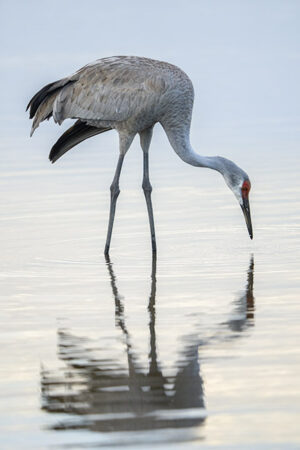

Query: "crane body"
left=27, top=56, right=253, bottom=254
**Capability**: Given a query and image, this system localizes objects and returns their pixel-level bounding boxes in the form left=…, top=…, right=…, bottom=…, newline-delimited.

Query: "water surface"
left=1, top=133, right=300, bottom=449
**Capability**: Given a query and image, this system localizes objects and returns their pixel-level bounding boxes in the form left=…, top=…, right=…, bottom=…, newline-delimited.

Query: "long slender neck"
left=163, top=125, right=223, bottom=173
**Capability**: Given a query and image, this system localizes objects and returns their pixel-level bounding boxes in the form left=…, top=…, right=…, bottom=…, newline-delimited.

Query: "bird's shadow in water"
left=40, top=255, right=255, bottom=433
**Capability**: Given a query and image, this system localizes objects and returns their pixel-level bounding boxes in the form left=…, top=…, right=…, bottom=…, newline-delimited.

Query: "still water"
left=1, top=130, right=300, bottom=449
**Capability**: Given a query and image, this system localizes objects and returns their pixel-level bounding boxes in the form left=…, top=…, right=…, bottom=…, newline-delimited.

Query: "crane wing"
left=53, top=58, right=167, bottom=125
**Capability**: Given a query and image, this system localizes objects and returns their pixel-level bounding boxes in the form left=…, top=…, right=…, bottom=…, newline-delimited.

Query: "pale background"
left=1, top=1, right=300, bottom=449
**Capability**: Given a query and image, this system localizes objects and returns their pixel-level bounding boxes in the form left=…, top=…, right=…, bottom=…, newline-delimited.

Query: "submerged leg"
left=104, top=154, right=125, bottom=255
left=140, top=128, right=156, bottom=253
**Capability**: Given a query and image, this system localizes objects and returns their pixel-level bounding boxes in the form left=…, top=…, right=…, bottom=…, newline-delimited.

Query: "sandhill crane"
left=27, top=56, right=253, bottom=254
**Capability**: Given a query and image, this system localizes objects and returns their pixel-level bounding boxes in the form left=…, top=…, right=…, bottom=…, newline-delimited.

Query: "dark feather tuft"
left=26, top=79, right=75, bottom=119
left=49, top=120, right=111, bottom=163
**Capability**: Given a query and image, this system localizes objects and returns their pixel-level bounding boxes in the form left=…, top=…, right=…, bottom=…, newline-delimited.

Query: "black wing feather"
left=49, top=120, right=111, bottom=163
left=26, top=79, right=76, bottom=119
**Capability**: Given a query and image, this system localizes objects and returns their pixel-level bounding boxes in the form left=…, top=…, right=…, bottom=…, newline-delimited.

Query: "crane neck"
left=163, top=125, right=224, bottom=173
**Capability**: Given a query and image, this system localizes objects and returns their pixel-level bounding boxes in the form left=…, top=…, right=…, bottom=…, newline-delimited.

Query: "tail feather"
left=27, top=78, right=75, bottom=123
left=49, top=120, right=111, bottom=163
left=30, top=91, right=57, bottom=136
left=27, top=81, right=57, bottom=118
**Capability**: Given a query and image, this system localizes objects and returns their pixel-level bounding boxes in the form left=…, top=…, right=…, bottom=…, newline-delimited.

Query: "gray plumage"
left=28, top=56, right=193, bottom=143
left=27, top=56, right=253, bottom=254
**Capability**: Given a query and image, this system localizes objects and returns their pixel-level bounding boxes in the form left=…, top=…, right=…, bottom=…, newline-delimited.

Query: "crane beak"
left=241, top=197, right=253, bottom=239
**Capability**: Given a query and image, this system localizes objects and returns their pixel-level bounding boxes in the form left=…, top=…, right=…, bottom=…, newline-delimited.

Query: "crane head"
left=219, top=158, right=253, bottom=239
left=239, top=179, right=253, bottom=240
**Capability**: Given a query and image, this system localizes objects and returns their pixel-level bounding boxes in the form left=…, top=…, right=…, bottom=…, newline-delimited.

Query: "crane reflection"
left=41, top=256, right=255, bottom=432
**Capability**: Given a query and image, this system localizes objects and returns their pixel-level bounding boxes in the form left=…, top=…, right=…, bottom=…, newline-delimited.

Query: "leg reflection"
left=104, top=253, right=205, bottom=424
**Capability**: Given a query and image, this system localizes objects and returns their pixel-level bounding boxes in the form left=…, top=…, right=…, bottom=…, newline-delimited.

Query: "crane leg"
left=104, top=154, right=125, bottom=255
left=142, top=150, right=157, bottom=253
